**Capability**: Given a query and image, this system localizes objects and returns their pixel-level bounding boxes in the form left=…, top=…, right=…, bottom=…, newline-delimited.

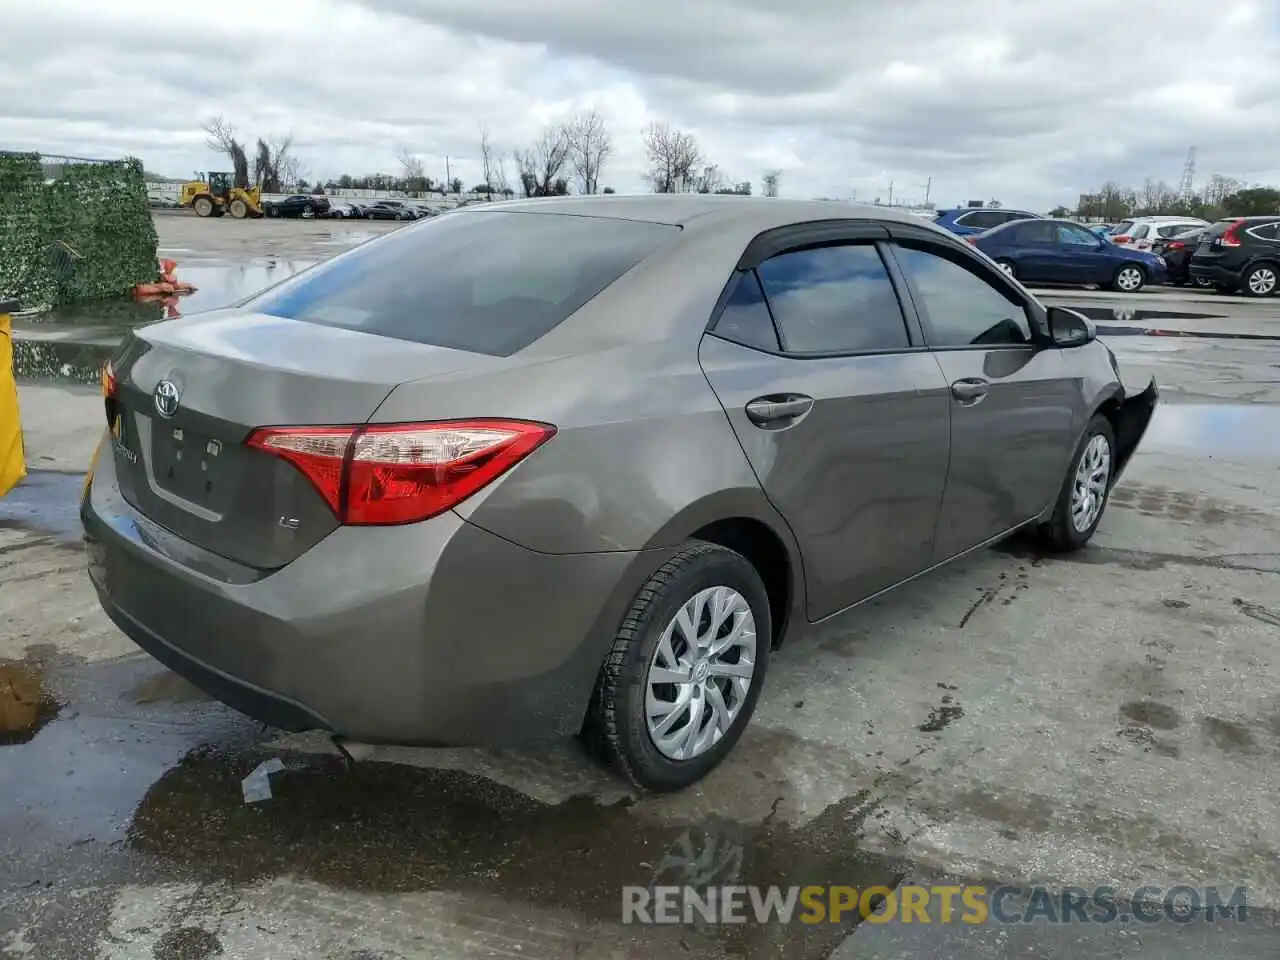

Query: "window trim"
left=1245, top=222, right=1280, bottom=243
left=707, top=238, right=927, bottom=360
left=881, top=229, right=1048, bottom=353
left=954, top=210, right=1004, bottom=230
left=706, top=269, right=782, bottom=353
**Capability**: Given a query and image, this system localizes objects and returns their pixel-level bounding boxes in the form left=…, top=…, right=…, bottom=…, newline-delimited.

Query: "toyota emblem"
left=153, top=379, right=181, bottom=418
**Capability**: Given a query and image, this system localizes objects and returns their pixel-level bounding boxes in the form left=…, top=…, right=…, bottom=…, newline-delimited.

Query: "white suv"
left=1110, top=216, right=1209, bottom=251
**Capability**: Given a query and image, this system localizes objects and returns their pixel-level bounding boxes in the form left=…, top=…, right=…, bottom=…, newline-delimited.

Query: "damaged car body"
left=81, top=196, right=1158, bottom=792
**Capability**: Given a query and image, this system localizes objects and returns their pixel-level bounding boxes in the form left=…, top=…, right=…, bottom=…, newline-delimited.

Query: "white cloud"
left=2, top=0, right=1279, bottom=208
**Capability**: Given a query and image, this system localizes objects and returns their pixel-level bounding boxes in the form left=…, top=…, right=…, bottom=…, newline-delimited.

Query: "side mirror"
left=1047, top=306, right=1096, bottom=347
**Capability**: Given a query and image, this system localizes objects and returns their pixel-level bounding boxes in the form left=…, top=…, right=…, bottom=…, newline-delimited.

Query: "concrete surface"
left=4, top=216, right=1280, bottom=958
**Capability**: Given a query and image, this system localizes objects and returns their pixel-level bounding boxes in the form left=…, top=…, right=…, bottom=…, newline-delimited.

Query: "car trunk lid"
left=106, top=309, right=496, bottom=569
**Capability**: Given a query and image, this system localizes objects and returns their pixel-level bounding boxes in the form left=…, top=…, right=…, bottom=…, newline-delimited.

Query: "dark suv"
left=934, top=208, right=1040, bottom=237
left=1190, top=216, right=1280, bottom=296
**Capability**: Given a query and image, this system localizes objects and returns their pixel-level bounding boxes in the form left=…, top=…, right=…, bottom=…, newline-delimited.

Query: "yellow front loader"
left=179, top=172, right=263, bottom=219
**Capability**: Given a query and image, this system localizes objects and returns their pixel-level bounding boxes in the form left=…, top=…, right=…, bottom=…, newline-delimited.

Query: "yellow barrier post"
left=0, top=298, right=26, bottom=497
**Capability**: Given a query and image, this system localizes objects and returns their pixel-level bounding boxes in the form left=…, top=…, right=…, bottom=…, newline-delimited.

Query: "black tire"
left=1040, top=414, right=1116, bottom=552
left=192, top=195, right=214, bottom=218
left=229, top=198, right=248, bottom=219
left=995, top=258, right=1017, bottom=280
left=1110, top=263, right=1146, bottom=293
left=267, top=205, right=279, bottom=218
left=586, top=542, right=771, bottom=792
left=1241, top=262, right=1279, bottom=298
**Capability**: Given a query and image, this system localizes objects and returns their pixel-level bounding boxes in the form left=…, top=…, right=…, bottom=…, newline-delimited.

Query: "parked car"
left=1190, top=216, right=1280, bottom=296
left=1151, top=227, right=1209, bottom=286
left=321, top=202, right=356, bottom=219
left=83, top=196, right=1157, bottom=791
left=1108, top=216, right=1208, bottom=250
left=933, top=207, right=1041, bottom=236
left=968, top=218, right=1166, bottom=292
left=364, top=200, right=416, bottom=221
left=263, top=195, right=331, bottom=218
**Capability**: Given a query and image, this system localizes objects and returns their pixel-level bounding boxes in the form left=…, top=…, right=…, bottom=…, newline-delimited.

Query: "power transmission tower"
left=1178, top=147, right=1197, bottom=204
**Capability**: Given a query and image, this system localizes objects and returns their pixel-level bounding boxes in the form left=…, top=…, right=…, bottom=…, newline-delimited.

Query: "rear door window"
left=248, top=211, right=678, bottom=356
left=756, top=243, right=911, bottom=354
left=1128, top=224, right=1150, bottom=240
left=1014, top=221, right=1057, bottom=243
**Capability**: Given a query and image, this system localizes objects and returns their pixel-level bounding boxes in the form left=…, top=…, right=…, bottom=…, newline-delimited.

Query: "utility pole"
left=920, top=177, right=932, bottom=206
left=887, top=180, right=894, bottom=206
left=445, top=156, right=452, bottom=194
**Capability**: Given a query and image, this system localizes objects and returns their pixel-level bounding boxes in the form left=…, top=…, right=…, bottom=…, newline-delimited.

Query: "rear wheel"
left=995, top=259, right=1017, bottom=280
left=229, top=198, right=248, bottom=219
left=1111, top=264, right=1145, bottom=293
left=1242, top=263, right=1278, bottom=298
left=192, top=195, right=214, bottom=218
left=586, top=542, right=770, bottom=792
left=1040, top=415, right=1115, bottom=552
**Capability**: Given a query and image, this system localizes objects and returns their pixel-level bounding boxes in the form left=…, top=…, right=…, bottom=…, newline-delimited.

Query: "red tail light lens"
left=245, top=420, right=555, bottom=525
left=101, top=360, right=117, bottom=399
left=1167, top=241, right=1185, bottom=251
left=1221, top=222, right=1244, bottom=247
left=1112, top=235, right=1131, bottom=244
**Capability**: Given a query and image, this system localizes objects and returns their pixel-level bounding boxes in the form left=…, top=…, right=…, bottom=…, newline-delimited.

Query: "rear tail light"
left=1221, top=222, right=1245, bottom=247
left=1112, top=235, right=1131, bottom=244
left=246, top=419, right=555, bottom=525
left=101, top=360, right=117, bottom=399
left=1167, top=241, right=1185, bottom=251
left=965, top=237, right=978, bottom=244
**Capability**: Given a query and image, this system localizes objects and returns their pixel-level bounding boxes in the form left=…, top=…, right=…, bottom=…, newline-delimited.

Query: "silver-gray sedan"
left=81, top=195, right=1158, bottom=791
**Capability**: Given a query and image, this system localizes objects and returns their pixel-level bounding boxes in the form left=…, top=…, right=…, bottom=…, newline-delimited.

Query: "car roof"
left=477, top=194, right=936, bottom=230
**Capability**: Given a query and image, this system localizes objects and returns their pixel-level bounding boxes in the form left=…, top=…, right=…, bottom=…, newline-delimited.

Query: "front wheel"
left=229, top=198, right=248, bottom=219
left=586, top=542, right=771, bottom=792
left=191, top=196, right=214, bottom=218
left=1040, top=415, right=1116, bottom=552
left=995, top=259, right=1017, bottom=280
left=1111, top=264, right=1146, bottom=293
left=1242, top=263, right=1278, bottom=298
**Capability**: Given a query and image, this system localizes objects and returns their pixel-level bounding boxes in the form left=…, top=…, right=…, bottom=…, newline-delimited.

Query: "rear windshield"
left=1110, top=220, right=1134, bottom=235
left=1207, top=220, right=1239, bottom=237
left=248, top=211, right=677, bottom=355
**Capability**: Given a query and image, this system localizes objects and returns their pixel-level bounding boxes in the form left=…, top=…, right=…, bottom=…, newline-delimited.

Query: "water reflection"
left=14, top=259, right=316, bottom=382
left=1143, top=404, right=1280, bottom=458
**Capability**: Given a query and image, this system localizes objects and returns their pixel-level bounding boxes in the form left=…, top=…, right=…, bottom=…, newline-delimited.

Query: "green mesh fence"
left=0, top=152, right=160, bottom=310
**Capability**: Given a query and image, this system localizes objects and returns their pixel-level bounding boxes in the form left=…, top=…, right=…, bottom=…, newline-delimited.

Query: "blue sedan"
left=968, top=218, right=1166, bottom=293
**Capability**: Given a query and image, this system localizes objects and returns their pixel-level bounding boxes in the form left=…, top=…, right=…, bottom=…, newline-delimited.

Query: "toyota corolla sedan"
left=82, top=196, right=1158, bottom=791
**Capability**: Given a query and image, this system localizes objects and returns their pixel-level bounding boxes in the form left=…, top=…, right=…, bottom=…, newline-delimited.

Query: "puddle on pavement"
left=13, top=260, right=316, bottom=384
left=0, top=471, right=88, bottom=542
left=127, top=748, right=903, bottom=956
left=0, top=661, right=60, bottom=745
left=1072, top=306, right=1280, bottom=342
left=1143, top=403, right=1280, bottom=459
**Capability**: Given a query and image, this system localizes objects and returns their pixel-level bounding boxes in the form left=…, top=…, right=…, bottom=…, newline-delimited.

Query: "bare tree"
left=202, top=115, right=249, bottom=189
left=492, top=153, right=512, bottom=197
left=397, top=148, right=429, bottom=194
left=565, top=109, right=612, bottom=195
left=479, top=125, right=496, bottom=194
left=761, top=169, right=782, bottom=198
left=1203, top=174, right=1244, bottom=208
left=514, top=123, right=572, bottom=197
left=642, top=122, right=701, bottom=193
left=692, top=164, right=726, bottom=194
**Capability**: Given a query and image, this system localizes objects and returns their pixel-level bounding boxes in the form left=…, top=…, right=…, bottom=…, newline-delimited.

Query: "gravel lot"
left=4, top=214, right=1280, bottom=959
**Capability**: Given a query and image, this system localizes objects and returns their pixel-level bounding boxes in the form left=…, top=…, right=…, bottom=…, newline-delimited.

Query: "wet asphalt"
left=6, top=215, right=1280, bottom=957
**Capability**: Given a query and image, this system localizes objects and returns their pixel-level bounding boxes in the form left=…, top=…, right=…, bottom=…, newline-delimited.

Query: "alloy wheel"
left=1070, top=434, right=1112, bottom=532
left=1115, top=266, right=1144, bottom=292
left=644, top=586, right=757, bottom=761
left=1247, top=267, right=1277, bottom=296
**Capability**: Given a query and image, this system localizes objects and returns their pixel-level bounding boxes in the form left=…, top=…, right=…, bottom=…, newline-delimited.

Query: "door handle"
left=745, top=394, right=814, bottom=427
left=950, top=378, right=988, bottom=404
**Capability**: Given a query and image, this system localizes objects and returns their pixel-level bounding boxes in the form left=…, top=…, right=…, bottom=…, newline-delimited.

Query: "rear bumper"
left=1189, top=260, right=1236, bottom=286
left=81, top=447, right=652, bottom=746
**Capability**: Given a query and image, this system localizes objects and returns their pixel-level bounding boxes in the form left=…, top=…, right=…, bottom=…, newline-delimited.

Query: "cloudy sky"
left=4, top=0, right=1279, bottom=209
